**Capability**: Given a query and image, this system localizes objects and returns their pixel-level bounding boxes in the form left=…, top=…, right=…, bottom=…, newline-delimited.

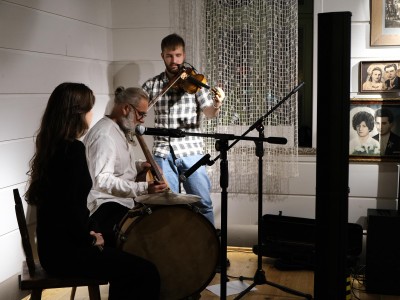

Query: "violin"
left=173, top=67, right=210, bottom=94
left=147, top=64, right=223, bottom=110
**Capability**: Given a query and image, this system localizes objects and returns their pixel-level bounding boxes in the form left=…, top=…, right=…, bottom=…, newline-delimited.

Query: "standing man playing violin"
left=142, top=33, right=225, bottom=225
left=83, top=87, right=167, bottom=247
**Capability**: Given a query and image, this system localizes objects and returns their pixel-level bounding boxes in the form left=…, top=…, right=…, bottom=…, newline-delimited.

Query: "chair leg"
left=30, top=289, right=43, bottom=300
left=70, top=286, right=77, bottom=300
left=88, top=285, right=101, bottom=300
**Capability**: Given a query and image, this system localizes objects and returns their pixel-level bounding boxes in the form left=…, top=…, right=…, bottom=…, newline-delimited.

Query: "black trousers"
left=89, top=202, right=129, bottom=248
left=92, top=246, right=160, bottom=300
left=43, top=246, right=160, bottom=300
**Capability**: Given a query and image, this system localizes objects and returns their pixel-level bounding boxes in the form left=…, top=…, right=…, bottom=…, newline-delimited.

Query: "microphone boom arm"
left=211, top=82, right=304, bottom=164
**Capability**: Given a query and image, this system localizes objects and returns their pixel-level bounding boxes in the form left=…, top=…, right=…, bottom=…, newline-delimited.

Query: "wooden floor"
left=21, top=247, right=400, bottom=300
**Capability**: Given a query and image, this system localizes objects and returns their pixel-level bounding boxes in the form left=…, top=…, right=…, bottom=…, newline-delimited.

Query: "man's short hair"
left=384, top=63, right=397, bottom=71
left=161, top=33, right=185, bottom=52
left=375, top=108, right=394, bottom=124
left=114, top=86, right=148, bottom=106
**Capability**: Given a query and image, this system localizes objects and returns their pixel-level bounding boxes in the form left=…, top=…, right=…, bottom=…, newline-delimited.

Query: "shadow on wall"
left=110, top=61, right=160, bottom=115
left=113, top=61, right=158, bottom=91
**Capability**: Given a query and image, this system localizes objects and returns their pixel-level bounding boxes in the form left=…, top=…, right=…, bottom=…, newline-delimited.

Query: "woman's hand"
left=90, top=231, right=104, bottom=250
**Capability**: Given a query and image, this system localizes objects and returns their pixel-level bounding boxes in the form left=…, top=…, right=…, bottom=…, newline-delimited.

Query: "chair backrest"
left=13, top=188, right=36, bottom=277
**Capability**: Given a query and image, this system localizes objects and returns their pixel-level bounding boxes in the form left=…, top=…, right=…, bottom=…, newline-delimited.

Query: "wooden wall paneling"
left=113, top=28, right=170, bottom=61
left=0, top=188, right=20, bottom=237
left=0, top=2, right=112, bottom=61
left=65, top=22, right=112, bottom=61
left=0, top=139, right=33, bottom=189
left=111, top=0, right=169, bottom=28
left=0, top=94, right=46, bottom=141
left=0, top=230, right=25, bottom=283
left=0, top=2, right=67, bottom=55
left=0, top=49, right=113, bottom=94
left=113, top=60, right=165, bottom=90
left=7, top=0, right=112, bottom=27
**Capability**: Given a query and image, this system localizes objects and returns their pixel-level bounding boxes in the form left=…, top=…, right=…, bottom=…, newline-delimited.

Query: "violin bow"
left=147, top=71, right=187, bottom=110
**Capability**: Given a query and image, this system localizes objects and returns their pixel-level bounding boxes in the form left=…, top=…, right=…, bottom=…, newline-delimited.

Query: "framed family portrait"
left=350, top=100, right=400, bottom=162
left=370, top=0, right=400, bottom=46
left=359, top=61, right=400, bottom=93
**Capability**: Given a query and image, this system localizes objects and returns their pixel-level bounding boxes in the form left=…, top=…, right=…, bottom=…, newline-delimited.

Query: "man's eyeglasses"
left=129, top=104, right=147, bottom=120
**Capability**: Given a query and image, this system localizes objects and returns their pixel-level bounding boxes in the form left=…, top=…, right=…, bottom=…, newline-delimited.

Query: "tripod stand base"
left=234, top=269, right=313, bottom=300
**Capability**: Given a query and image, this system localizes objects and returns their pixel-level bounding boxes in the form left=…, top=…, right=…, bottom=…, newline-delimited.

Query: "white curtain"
left=170, top=0, right=299, bottom=195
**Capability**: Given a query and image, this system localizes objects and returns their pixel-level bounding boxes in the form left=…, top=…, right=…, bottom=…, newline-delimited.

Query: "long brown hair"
left=26, top=82, right=95, bottom=205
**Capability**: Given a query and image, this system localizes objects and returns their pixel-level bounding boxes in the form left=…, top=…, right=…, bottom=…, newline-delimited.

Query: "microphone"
left=180, top=154, right=211, bottom=182
left=135, top=125, right=184, bottom=137
left=265, top=137, right=287, bottom=145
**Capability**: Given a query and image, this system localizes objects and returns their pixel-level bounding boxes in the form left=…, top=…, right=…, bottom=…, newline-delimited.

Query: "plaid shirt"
left=142, top=71, right=213, bottom=158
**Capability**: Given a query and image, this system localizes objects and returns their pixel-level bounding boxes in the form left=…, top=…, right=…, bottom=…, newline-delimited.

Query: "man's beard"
left=166, top=64, right=180, bottom=75
left=119, top=111, right=136, bottom=132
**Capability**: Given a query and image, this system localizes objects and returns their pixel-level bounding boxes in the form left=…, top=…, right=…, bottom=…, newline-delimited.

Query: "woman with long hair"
left=26, top=82, right=160, bottom=299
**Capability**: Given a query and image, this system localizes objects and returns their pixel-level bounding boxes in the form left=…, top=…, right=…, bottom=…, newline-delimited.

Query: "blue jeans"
left=154, top=154, right=215, bottom=225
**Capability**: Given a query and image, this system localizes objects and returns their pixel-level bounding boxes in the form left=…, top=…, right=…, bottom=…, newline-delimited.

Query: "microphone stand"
left=233, top=122, right=312, bottom=300
left=141, top=83, right=309, bottom=299
left=174, top=82, right=311, bottom=299
left=177, top=82, right=305, bottom=179
left=211, top=82, right=305, bottom=164
left=138, top=129, right=269, bottom=299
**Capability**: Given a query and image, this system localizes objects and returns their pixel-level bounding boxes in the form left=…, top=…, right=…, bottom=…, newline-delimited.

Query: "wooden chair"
left=13, top=188, right=108, bottom=300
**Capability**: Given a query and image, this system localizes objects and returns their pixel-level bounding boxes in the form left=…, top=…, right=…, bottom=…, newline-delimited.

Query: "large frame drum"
left=117, top=204, right=220, bottom=300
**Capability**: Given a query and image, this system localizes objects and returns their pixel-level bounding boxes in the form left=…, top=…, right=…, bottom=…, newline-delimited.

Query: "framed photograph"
left=370, top=0, right=400, bottom=46
left=359, top=61, right=400, bottom=92
left=350, top=100, right=400, bottom=162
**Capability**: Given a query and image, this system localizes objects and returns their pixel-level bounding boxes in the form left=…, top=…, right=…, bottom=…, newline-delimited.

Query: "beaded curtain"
left=170, top=0, right=299, bottom=195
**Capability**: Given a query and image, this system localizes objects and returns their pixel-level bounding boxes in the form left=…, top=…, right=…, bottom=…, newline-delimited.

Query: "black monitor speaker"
left=253, top=213, right=363, bottom=269
left=366, top=209, right=400, bottom=294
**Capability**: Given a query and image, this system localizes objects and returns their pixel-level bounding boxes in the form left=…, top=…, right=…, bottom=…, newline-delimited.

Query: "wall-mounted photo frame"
left=359, top=61, right=400, bottom=93
left=350, top=100, right=400, bottom=162
left=370, top=0, right=400, bottom=46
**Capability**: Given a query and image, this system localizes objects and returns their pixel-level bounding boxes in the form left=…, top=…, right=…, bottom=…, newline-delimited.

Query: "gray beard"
left=119, top=111, right=136, bottom=133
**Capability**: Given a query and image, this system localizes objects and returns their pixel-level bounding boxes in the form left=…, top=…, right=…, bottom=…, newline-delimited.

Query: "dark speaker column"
left=366, top=209, right=400, bottom=294
left=314, top=12, right=352, bottom=299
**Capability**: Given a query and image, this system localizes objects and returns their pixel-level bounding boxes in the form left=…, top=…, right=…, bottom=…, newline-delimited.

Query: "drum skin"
left=117, top=204, right=220, bottom=300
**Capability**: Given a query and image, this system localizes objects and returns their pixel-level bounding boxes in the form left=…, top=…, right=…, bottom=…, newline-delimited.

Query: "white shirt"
left=83, top=116, right=148, bottom=215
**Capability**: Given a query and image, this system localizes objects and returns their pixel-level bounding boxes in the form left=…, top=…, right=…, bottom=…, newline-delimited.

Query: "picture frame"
left=359, top=61, right=400, bottom=93
left=370, top=0, right=400, bottom=46
left=350, top=100, right=400, bottom=162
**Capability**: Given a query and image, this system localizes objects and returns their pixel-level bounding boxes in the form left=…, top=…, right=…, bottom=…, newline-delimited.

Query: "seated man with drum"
left=83, top=86, right=167, bottom=247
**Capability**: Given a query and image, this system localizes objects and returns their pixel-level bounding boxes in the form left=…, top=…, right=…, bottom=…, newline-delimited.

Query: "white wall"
left=0, top=1, right=113, bottom=299
left=1, top=0, right=400, bottom=298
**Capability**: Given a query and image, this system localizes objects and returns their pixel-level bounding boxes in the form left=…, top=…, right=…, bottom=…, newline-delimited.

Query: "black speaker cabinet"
left=253, top=213, right=363, bottom=269
left=366, top=209, right=400, bottom=294
left=315, top=11, right=351, bottom=297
